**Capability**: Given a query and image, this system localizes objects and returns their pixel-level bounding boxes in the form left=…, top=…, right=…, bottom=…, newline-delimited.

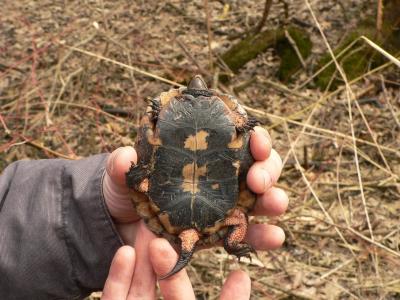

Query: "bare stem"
left=254, top=0, right=273, bottom=34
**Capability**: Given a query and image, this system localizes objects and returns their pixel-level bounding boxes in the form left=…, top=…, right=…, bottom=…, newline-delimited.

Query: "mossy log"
left=221, top=26, right=312, bottom=82
left=276, top=27, right=313, bottom=81
left=315, top=0, right=400, bottom=90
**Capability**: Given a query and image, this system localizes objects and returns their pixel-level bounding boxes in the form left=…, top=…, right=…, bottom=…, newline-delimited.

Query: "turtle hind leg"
left=159, top=229, right=200, bottom=280
left=223, top=209, right=256, bottom=260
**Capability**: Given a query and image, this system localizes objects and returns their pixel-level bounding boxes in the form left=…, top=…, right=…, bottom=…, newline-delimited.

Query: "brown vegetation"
left=1, top=0, right=399, bottom=299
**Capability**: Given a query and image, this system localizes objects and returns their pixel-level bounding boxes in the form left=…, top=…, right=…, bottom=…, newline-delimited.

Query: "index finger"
left=150, top=238, right=196, bottom=300
left=250, top=126, right=272, bottom=161
left=101, top=246, right=136, bottom=300
left=220, top=270, right=251, bottom=300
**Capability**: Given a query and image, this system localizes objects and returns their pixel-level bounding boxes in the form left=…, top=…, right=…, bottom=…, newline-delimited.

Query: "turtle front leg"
left=159, top=228, right=200, bottom=280
left=126, top=163, right=150, bottom=192
left=223, top=209, right=256, bottom=260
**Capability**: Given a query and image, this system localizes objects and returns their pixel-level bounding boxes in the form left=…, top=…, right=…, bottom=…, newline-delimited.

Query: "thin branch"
left=61, top=44, right=184, bottom=87
left=376, top=0, right=384, bottom=34
left=204, top=0, right=214, bottom=72
left=305, top=0, right=375, bottom=251
left=254, top=0, right=274, bottom=34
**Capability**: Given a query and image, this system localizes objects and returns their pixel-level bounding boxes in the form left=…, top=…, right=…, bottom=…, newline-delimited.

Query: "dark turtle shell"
left=126, top=75, right=258, bottom=278
left=152, top=92, right=252, bottom=229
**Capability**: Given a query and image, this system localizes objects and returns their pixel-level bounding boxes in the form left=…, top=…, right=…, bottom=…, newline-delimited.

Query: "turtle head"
left=188, top=75, right=208, bottom=90
left=184, top=75, right=213, bottom=97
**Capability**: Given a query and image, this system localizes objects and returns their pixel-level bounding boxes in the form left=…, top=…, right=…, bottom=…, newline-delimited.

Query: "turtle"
left=126, top=75, right=259, bottom=279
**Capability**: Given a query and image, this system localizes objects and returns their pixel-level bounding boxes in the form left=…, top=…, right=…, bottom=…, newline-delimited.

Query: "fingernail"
left=107, top=148, right=123, bottom=175
left=254, top=126, right=272, bottom=145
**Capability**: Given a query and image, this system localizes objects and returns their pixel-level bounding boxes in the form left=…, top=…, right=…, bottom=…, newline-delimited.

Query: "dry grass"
left=1, top=0, right=399, bottom=299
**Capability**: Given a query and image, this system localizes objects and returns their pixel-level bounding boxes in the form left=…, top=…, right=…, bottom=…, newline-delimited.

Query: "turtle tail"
left=159, top=229, right=200, bottom=280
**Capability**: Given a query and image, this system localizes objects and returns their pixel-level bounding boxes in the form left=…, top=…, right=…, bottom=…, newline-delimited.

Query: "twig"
left=319, top=258, right=354, bottom=280
left=204, top=0, right=214, bottom=72
left=346, top=227, right=400, bottom=258
left=285, top=29, right=306, bottom=68
left=0, top=113, right=11, bottom=135
left=336, top=142, right=352, bottom=226
left=253, top=0, right=273, bottom=34
left=283, top=121, right=356, bottom=258
left=376, top=0, right=383, bottom=34
left=174, top=36, right=207, bottom=74
left=243, top=105, right=400, bottom=156
left=361, top=36, right=400, bottom=68
left=380, top=75, right=400, bottom=129
left=61, top=44, right=184, bottom=87
left=305, top=0, right=375, bottom=244
left=25, top=139, right=75, bottom=160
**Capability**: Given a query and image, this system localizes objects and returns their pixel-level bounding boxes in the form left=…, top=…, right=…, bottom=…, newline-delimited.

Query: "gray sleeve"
left=0, top=154, right=123, bottom=300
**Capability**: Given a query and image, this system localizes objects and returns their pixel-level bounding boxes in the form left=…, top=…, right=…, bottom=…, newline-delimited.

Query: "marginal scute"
left=146, top=217, right=164, bottom=235
left=237, top=181, right=256, bottom=211
left=160, top=89, right=180, bottom=106
left=159, top=212, right=181, bottom=234
left=145, top=128, right=162, bottom=146
left=130, top=189, right=149, bottom=203
left=140, top=114, right=152, bottom=126
left=219, top=94, right=238, bottom=111
left=227, top=134, right=244, bottom=149
left=138, top=178, right=149, bottom=193
left=136, top=201, right=154, bottom=218
left=149, top=201, right=160, bottom=213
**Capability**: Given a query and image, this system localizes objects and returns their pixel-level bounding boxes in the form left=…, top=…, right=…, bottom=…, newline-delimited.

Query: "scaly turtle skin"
left=126, top=75, right=258, bottom=279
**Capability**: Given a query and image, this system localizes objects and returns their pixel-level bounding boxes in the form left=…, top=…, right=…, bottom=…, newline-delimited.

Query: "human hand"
left=102, top=242, right=252, bottom=300
left=102, top=126, right=288, bottom=296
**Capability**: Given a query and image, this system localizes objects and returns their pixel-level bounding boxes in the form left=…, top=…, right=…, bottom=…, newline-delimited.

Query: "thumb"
left=103, top=146, right=139, bottom=223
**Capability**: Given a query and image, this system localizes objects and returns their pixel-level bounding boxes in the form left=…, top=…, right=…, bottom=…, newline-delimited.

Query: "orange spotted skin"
left=224, top=209, right=255, bottom=259
left=180, top=229, right=200, bottom=252
left=126, top=75, right=258, bottom=279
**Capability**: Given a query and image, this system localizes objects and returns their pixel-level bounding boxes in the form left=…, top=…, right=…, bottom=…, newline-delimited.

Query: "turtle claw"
left=226, top=242, right=256, bottom=262
left=147, top=98, right=161, bottom=121
left=158, top=249, right=194, bottom=280
left=159, top=229, right=200, bottom=280
left=237, top=115, right=260, bottom=133
left=126, top=163, right=150, bottom=191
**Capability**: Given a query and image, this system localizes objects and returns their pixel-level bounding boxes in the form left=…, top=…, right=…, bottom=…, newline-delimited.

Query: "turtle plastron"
left=126, top=75, right=259, bottom=280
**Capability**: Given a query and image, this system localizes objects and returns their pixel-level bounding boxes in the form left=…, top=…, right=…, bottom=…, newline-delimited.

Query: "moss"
left=221, top=28, right=285, bottom=74
left=382, top=0, right=400, bottom=50
left=315, top=0, right=400, bottom=90
left=221, top=26, right=312, bottom=82
left=276, top=27, right=313, bottom=81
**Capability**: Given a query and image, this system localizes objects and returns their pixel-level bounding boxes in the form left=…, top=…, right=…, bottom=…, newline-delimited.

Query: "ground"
left=0, top=0, right=399, bottom=299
